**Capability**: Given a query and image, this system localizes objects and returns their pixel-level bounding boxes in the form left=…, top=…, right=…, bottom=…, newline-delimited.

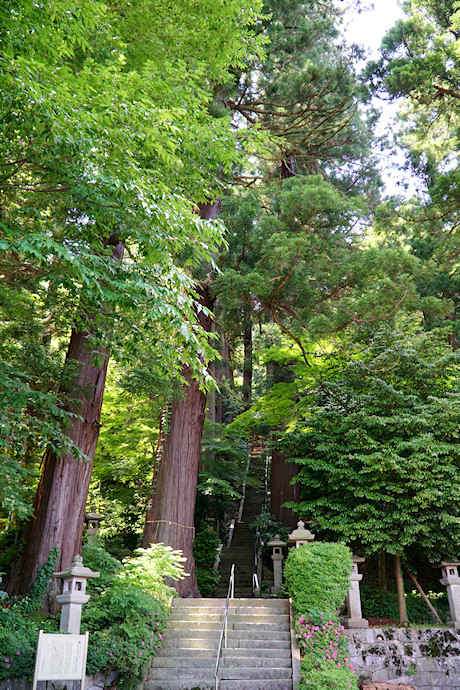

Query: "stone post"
left=53, top=555, right=100, bottom=634
left=85, top=506, right=105, bottom=543
left=288, top=520, right=315, bottom=548
left=437, top=561, right=460, bottom=627
left=343, top=555, right=368, bottom=629
left=267, top=535, right=287, bottom=594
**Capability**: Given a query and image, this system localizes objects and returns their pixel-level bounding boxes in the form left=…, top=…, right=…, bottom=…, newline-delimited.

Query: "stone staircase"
left=145, top=597, right=293, bottom=690
left=216, top=462, right=266, bottom=598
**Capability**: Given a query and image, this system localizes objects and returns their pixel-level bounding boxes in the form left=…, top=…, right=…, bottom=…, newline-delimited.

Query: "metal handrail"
left=215, top=563, right=235, bottom=690
left=253, top=572, right=259, bottom=595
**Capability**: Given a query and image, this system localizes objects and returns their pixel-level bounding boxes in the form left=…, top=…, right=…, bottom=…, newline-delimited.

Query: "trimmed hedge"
left=284, top=542, right=357, bottom=690
left=284, top=542, right=352, bottom=617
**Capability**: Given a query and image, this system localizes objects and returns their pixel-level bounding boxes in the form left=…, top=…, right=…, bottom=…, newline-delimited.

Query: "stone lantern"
left=85, top=505, right=105, bottom=542
left=267, top=535, right=287, bottom=594
left=53, top=555, right=100, bottom=634
left=288, top=520, right=315, bottom=548
left=437, top=561, right=460, bottom=627
left=344, top=555, right=368, bottom=629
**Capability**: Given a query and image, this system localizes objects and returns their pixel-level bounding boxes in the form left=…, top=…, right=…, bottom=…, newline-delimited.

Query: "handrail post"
left=215, top=563, right=235, bottom=690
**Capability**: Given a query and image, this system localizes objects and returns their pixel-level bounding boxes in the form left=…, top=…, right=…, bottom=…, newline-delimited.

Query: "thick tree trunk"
left=7, top=241, right=123, bottom=600
left=242, top=316, right=253, bottom=406
left=395, top=554, right=408, bottom=625
left=270, top=448, right=300, bottom=529
left=142, top=285, right=213, bottom=597
left=268, top=359, right=299, bottom=528
left=141, top=201, right=218, bottom=598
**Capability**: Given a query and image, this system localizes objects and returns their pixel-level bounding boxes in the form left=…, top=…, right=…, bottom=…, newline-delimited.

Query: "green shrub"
left=250, top=512, right=290, bottom=548
left=193, top=531, right=220, bottom=569
left=1, top=544, right=185, bottom=688
left=193, top=530, right=221, bottom=596
left=285, top=544, right=357, bottom=690
left=361, top=584, right=449, bottom=624
left=195, top=567, right=220, bottom=596
left=284, top=542, right=352, bottom=618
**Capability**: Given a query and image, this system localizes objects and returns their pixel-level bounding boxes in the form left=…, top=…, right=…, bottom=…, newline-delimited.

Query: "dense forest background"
left=1, top=0, right=459, bottom=615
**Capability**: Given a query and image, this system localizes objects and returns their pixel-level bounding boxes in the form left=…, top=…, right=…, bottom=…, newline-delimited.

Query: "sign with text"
left=32, top=631, right=89, bottom=690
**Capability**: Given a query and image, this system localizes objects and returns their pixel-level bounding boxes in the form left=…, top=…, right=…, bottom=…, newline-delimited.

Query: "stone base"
left=343, top=617, right=369, bottom=629
left=362, top=685, right=415, bottom=690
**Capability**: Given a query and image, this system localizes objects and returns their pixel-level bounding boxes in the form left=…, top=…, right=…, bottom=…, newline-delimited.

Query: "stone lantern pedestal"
left=267, top=535, right=287, bottom=594
left=437, top=561, right=460, bottom=627
left=288, top=520, right=315, bottom=548
left=343, top=555, right=368, bottom=629
left=53, top=555, right=100, bottom=634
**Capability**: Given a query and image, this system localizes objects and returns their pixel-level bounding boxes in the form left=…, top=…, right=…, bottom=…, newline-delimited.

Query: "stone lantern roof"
left=53, top=554, right=100, bottom=580
left=288, top=520, right=315, bottom=545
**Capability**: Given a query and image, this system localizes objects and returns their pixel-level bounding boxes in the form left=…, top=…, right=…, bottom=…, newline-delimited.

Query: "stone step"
left=150, top=654, right=291, bottom=669
left=148, top=667, right=292, bottom=681
left=220, top=681, right=293, bottom=690
left=146, top=681, right=293, bottom=690
left=169, top=612, right=290, bottom=624
left=161, top=635, right=291, bottom=650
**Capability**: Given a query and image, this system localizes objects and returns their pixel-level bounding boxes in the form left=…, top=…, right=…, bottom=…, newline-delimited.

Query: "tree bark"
left=268, top=358, right=299, bottom=528
left=242, top=315, right=253, bottom=407
left=395, top=554, right=408, bottom=625
left=270, top=448, right=300, bottom=529
left=141, top=200, right=219, bottom=598
left=7, top=241, right=123, bottom=599
left=142, top=285, right=214, bottom=597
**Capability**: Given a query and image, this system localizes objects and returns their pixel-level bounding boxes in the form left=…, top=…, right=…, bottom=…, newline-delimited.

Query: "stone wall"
left=0, top=671, right=119, bottom=690
left=345, top=628, right=460, bottom=690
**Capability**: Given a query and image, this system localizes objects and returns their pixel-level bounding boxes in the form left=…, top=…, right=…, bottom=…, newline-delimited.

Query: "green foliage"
left=284, top=321, right=460, bottom=561
left=360, top=585, right=449, bottom=625
left=0, top=606, right=59, bottom=681
left=193, top=531, right=221, bottom=597
left=82, top=545, right=176, bottom=686
left=195, top=568, right=221, bottom=598
left=193, top=531, right=220, bottom=570
left=0, top=548, right=61, bottom=680
left=15, top=547, right=59, bottom=615
left=285, top=544, right=356, bottom=689
left=284, top=543, right=352, bottom=619
left=250, top=512, right=290, bottom=549
left=114, top=543, right=187, bottom=601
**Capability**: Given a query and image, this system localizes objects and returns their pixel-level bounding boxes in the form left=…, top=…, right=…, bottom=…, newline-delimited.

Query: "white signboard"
left=33, top=631, right=89, bottom=690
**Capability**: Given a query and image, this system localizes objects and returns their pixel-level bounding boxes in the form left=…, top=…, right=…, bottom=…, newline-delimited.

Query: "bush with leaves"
left=285, top=543, right=357, bottom=690
left=81, top=544, right=187, bottom=686
left=1, top=544, right=185, bottom=687
left=0, top=549, right=60, bottom=681
left=193, top=531, right=221, bottom=596
left=250, top=511, right=290, bottom=549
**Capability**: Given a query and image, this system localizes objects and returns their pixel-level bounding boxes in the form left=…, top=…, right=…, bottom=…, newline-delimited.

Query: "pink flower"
left=5, top=659, right=9, bottom=663
left=16, top=652, right=20, bottom=655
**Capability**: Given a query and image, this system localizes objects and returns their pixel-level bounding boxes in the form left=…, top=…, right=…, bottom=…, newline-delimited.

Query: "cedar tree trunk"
left=141, top=200, right=219, bottom=597
left=242, top=315, right=253, bottom=407
left=7, top=241, right=123, bottom=599
left=268, top=358, right=299, bottom=528
left=270, top=448, right=300, bottom=529
left=141, top=285, right=214, bottom=597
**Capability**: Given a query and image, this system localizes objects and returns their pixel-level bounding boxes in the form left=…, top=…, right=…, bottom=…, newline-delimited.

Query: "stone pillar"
left=288, top=520, right=315, bottom=548
left=53, top=555, right=100, bottom=634
left=437, top=561, right=460, bottom=627
left=267, top=535, right=286, bottom=594
left=343, top=555, right=368, bottom=629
